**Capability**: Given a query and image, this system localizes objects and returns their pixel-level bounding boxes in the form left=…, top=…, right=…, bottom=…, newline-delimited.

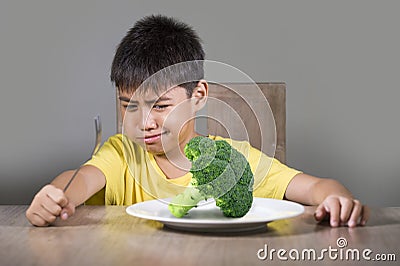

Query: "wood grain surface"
left=1, top=205, right=399, bottom=265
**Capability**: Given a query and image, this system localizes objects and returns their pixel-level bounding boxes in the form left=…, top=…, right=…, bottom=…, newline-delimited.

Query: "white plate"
left=126, top=197, right=304, bottom=233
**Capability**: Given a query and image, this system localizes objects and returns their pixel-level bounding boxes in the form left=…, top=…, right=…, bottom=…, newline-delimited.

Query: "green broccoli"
left=168, top=136, right=254, bottom=218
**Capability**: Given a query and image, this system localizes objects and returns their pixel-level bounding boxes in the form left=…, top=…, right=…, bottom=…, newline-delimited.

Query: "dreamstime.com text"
left=257, top=237, right=397, bottom=262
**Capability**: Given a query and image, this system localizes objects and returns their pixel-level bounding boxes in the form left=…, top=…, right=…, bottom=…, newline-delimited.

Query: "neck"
left=153, top=131, right=201, bottom=179
left=153, top=152, right=191, bottom=179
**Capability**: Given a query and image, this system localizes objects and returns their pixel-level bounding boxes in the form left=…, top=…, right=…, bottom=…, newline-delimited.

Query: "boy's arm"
left=26, top=165, right=105, bottom=226
left=284, top=173, right=369, bottom=227
left=50, top=165, right=106, bottom=206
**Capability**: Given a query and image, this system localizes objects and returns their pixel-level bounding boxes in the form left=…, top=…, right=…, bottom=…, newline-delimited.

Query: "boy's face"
left=120, top=83, right=207, bottom=157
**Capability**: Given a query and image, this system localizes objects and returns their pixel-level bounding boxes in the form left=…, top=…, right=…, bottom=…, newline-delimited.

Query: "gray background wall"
left=1, top=0, right=399, bottom=206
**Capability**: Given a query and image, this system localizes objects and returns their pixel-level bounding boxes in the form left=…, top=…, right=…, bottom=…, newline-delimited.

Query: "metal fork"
left=63, top=115, right=102, bottom=192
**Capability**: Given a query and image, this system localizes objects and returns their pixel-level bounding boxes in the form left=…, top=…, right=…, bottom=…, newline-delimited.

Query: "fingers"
left=45, top=186, right=68, bottom=208
left=339, top=198, right=353, bottom=224
left=26, top=212, right=51, bottom=227
left=314, top=204, right=328, bottom=222
left=326, top=196, right=340, bottom=227
left=314, top=197, right=340, bottom=227
left=34, top=205, right=58, bottom=225
left=60, top=202, right=76, bottom=220
left=314, top=195, right=369, bottom=228
left=347, top=199, right=362, bottom=227
left=41, top=198, right=62, bottom=216
left=26, top=184, right=71, bottom=226
left=360, top=205, right=370, bottom=226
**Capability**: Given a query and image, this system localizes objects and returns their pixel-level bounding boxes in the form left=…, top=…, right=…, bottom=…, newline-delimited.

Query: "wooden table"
left=0, top=205, right=398, bottom=266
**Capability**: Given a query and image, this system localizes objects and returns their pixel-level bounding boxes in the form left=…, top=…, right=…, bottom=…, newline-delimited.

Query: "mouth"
left=138, top=132, right=167, bottom=144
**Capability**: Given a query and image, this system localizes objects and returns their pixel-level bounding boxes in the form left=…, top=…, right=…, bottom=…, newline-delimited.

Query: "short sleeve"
left=84, top=134, right=125, bottom=204
left=253, top=155, right=302, bottom=199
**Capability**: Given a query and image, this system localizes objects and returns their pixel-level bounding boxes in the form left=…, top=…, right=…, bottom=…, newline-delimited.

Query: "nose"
left=140, top=109, right=157, bottom=131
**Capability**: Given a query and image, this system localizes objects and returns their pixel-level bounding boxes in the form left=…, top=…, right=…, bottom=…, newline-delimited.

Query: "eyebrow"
left=118, top=95, right=172, bottom=104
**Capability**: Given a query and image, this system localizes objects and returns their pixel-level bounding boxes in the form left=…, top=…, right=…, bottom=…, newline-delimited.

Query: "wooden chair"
left=116, top=82, right=286, bottom=163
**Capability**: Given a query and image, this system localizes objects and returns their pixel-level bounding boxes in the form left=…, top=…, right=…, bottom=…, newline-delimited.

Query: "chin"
left=145, top=147, right=165, bottom=156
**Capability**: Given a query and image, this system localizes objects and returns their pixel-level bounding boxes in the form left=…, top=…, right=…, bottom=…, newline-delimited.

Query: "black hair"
left=111, top=15, right=205, bottom=97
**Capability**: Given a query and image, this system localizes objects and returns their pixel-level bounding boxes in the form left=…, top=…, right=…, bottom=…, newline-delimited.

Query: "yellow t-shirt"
left=84, top=134, right=301, bottom=205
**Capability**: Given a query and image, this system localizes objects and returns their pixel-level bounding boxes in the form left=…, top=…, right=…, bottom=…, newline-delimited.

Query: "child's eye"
left=153, top=104, right=169, bottom=110
left=123, top=104, right=138, bottom=111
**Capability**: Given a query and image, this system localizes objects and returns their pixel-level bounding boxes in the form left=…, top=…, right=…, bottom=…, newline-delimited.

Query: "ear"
left=191, top=79, right=208, bottom=111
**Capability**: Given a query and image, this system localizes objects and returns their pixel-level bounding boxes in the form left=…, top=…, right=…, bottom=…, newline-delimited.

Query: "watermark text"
left=257, top=237, right=397, bottom=262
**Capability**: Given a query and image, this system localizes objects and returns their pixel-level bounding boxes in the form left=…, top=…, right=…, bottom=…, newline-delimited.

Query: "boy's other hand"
left=26, top=184, right=75, bottom=226
left=314, top=195, right=369, bottom=228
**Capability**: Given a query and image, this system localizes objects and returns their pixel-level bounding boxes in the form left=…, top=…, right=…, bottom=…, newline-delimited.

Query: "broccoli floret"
left=168, top=136, right=254, bottom=218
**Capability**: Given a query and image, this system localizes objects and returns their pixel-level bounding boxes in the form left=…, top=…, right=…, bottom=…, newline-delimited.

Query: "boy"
left=26, top=15, right=369, bottom=228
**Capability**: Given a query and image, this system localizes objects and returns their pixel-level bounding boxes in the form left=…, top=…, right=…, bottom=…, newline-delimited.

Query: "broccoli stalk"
left=168, top=186, right=204, bottom=218
left=168, top=136, right=254, bottom=218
